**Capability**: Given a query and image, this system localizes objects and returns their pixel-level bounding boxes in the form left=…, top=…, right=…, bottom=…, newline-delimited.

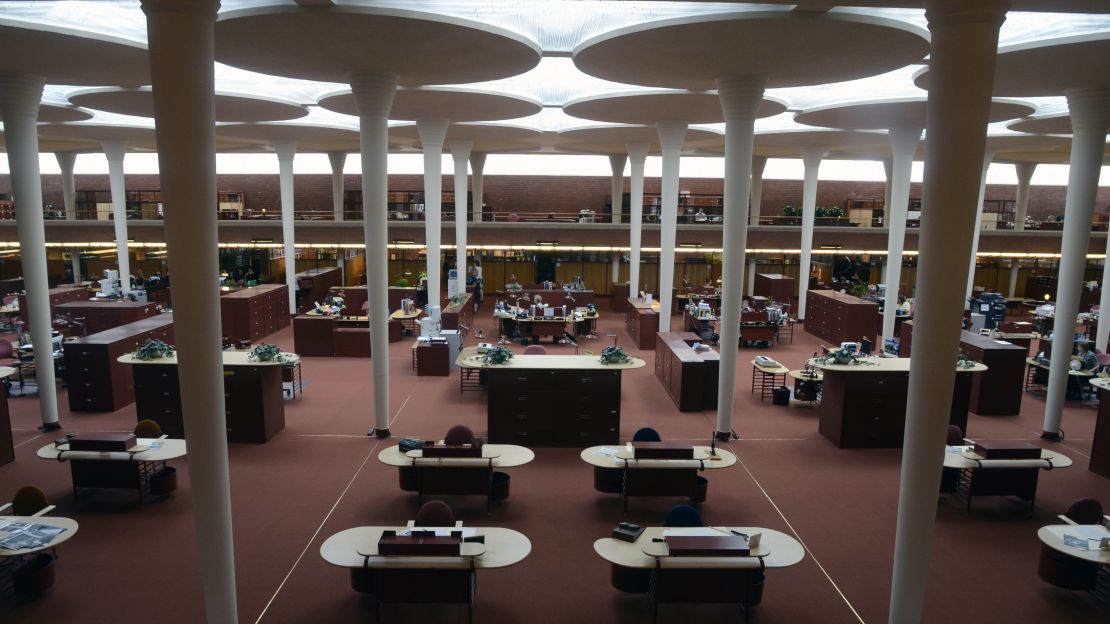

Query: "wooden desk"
left=1037, top=524, right=1110, bottom=566
left=0, top=367, right=14, bottom=467
left=581, top=445, right=736, bottom=509
left=958, top=330, right=1027, bottom=415
left=811, top=357, right=986, bottom=448
left=440, top=292, right=473, bottom=338
left=378, top=444, right=535, bottom=508
left=456, top=348, right=646, bottom=446
left=751, top=359, right=789, bottom=402
left=0, top=515, right=79, bottom=558
left=54, top=300, right=159, bottom=335
left=655, top=332, right=719, bottom=411
left=1024, top=357, right=1094, bottom=396
left=626, top=298, right=659, bottom=350
left=19, top=285, right=88, bottom=327
left=753, top=273, right=796, bottom=307
left=37, top=438, right=187, bottom=504
left=611, top=283, right=630, bottom=312
left=63, top=314, right=175, bottom=412
left=295, top=267, right=341, bottom=314
left=804, top=289, right=878, bottom=345
left=413, top=341, right=451, bottom=376
left=595, top=526, right=804, bottom=569
left=293, top=315, right=398, bottom=357
left=788, top=369, right=823, bottom=403
left=943, top=446, right=1071, bottom=511
left=220, top=284, right=290, bottom=343
left=1087, top=377, right=1110, bottom=479
left=121, top=351, right=297, bottom=443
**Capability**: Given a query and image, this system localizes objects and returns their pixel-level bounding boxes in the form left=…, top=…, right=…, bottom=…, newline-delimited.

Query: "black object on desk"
left=613, top=522, right=644, bottom=543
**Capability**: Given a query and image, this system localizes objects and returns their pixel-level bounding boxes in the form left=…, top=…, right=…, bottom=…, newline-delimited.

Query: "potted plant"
left=822, top=347, right=858, bottom=365
left=132, top=339, right=175, bottom=360
left=956, top=354, right=978, bottom=370
left=780, top=205, right=800, bottom=226
left=600, top=345, right=631, bottom=364
left=248, top=343, right=289, bottom=363
left=393, top=277, right=410, bottom=287
left=850, top=283, right=870, bottom=299
left=483, top=345, right=514, bottom=365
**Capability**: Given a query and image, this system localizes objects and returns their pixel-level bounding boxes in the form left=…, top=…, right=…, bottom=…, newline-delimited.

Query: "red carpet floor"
left=1, top=300, right=1109, bottom=623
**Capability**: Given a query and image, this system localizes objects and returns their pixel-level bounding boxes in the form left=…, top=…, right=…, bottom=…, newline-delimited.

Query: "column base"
left=714, top=430, right=737, bottom=442
left=369, top=428, right=391, bottom=439
left=1040, top=430, right=1064, bottom=443
left=38, top=422, right=61, bottom=432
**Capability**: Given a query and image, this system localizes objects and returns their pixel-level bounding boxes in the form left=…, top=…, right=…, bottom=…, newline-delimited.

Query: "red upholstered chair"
left=1038, top=498, right=1106, bottom=591
left=0, top=337, right=17, bottom=367
left=3, top=485, right=54, bottom=517
left=945, top=425, right=966, bottom=446
left=414, top=501, right=456, bottom=527
left=523, top=345, right=546, bottom=355
left=444, top=425, right=474, bottom=446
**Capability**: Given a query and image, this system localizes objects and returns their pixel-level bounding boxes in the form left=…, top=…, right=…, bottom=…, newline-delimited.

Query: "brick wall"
left=2, top=172, right=1107, bottom=220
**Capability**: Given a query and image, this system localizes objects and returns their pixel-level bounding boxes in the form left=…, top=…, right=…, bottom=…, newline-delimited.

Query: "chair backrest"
left=1096, top=354, right=1110, bottom=368
left=1064, top=498, right=1104, bottom=524
left=134, top=419, right=164, bottom=439
left=361, top=301, right=369, bottom=313
left=2, top=295, right=16, bottom=305
left=444, top=425, right=474, bottom=445
left=523, top=345, right=547, bottom=355
left=945, top=425, right=965, bottom=446
left=632, top=427, right=661, bottom=442
left=0, top=337, right=13, bottom=359
left=664, top=504, right=704, bottom=528
left=859, top=337, right=873, bottom=355
left=11, top=486, right=48, bottom=516
left=414, top=500, right=456, bottom=527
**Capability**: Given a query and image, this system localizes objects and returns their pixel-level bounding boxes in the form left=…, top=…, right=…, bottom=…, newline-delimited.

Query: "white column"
left=749, top=156, right=767, bottom=225
left=1009, top=261, right=1020, bottom=299
left=351, top=71, right=397, bottom=437
left=328, top=151, right=346, bottom=221
left=275, top=140, right=298, bottom=314
left=747, top=258, right=758, bottom=296
left=70, top=249, right=82, bottom=284
left=798, top=148, right=823, bottom=320
left=417, top=120, right=449, bottom=311
left=610, top=253, right=620, bottom=283
left=609, top=153, right=627, bottom=224
left=656, top=122, right=687, bottom=321
left=141, top=0, right=236, bottom=620
left=470, top=151, right=486, bottom=223
left=882, top=157, right=894, bottom=212
left=627, top=143, right=649, bottom=297
left=1044, top=87, right=1110, bottom=438
left=56, top=151, right=77, bottom=221
left=964, top=152, right=994, bottom=304
left=1098, top=246, right=1110, bottom=351
left=888, top=2, right=1007, bottom=622
left=1013, top=162, right=1036, bottom=231
left=716, top=76, right=765, bottom=439
left=882, top=126, right=921, bottom=343
left=0, top=74, right=59, bottom=429
left=337, top=250, right=346, bottom=286
left=450, top=139, right=473, bottom=297
left=102, top=140, right=131, bottom=294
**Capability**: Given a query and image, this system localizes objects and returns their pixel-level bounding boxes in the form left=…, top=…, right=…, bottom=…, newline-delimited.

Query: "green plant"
left=827, top=206, right=845, bottom=219
left=132, top=339, right=175, bottom=360
left=956, top=354, right=978, bottom=369
left=815, top=206, right=830, bottom=218
left=248, top=343, right=288, bottom=363
left=394, top=277, right=410, bottom=287
left=850, top=283, right=870, bottom=299
left=600, top=345, right=631, bottom=364
left=483, top=345, right=514, bottom=365
left=781, top=205, right=798, bottom=217
left=821, top=347, right=859, bottom=365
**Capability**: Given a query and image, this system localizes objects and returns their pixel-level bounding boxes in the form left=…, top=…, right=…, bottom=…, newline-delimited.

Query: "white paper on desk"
left=400, top=528, right=477, bottom=537
left=994, top=340, right=1012, bottom=345
left=1069, top=525, right=1110, bottom=540
left=944, top=445, right=972, bottom=454
left=596, top=447, right=619, bottom=457
left=662, top=527, right=731, bottom=537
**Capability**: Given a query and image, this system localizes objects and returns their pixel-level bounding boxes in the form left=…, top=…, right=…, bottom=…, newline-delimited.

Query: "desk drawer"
left=488, top=370, right=555, bottom=392
left=554, top=370, right=619, bottom=393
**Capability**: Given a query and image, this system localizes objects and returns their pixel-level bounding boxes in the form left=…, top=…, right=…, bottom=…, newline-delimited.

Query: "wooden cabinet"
left=626, top=298, right=659, bottom=350
left=54, top=301, right=159, bottom=335
left=0, top=382, right=12, bottom=467
left=655, top=332, right=719, bottom=412
left=1092, top=387, right=1110, bottom=479
left=18, top=285, right=89, bottom=326
left=959, top=330, right=1026, bottom=416
left=817, top=367, right=972, bottom=448
left=899, top=320, right=914, bottom=356
left=131, top=360, right=285, bottom=443
left=220, top=284, right=290, bottom=343
left=487, top=368, right=622, bottom=446
left=328, top=285, right=367, bottom=316
left=292, top=315, right=336, bottom=357
left=441, top=292, right=473, bottom=338
left=804, top=290, right=878, bottom=346
left=753, top=274, right=796, bottom=308
left=64, top=315, right=175, bottom=412
left=611, top=283, right=630, bottom=312
left=295, top=267, right=342, bottom=313
left=388, top=286, right=418, bottom=312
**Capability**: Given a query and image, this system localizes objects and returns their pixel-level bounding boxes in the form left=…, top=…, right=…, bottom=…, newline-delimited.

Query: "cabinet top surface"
left=757, top=273, right=794, bottom=281
left=65, top=313, right=174, bottom=344
left=220, top=284, right=288, bottom=299
left=809, top=357, right=987, bottom=373
left=808, top=290, right=879, bottom=307
left=56, top=301, right=157, bottom=310
left=959, top=330, right=1028, bottom=351
left=118, top=350, right=300, bottom=367
left=456, top=348, right=645, bottom=371
left=628, top=298, right=660, bottom=312
left=296, top=268, right=340, bottom=278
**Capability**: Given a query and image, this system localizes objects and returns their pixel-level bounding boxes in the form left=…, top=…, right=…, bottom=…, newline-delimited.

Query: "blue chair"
left=664, top=504, right=704, bottom=528
left=632, top=427, right=661, bottom=442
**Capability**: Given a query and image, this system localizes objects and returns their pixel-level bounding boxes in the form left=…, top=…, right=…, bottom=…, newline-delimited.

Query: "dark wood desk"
left=54, top=300, right=159, bottom=335
left=124, top=351, right=291, bottom=443
left=220, top=284, right=290, bottom=344
left=0, top=368, right=13, bottom=466
left=441, top=293, right=474, bottom=338
left=63, top=315, right=175, bottom=412
left=19, top=285, right=89, bottom=326
left=626, top=298, right=659, bottom=350
left=295, top=267, right=341, bottom=313
left=754, top=273, right=796, bottom=308
left=1090, top=379, right=1110, bottom=479
left=414, top=342, right=450, bottom=376
left=293, top=314, right=399, bottom=357
left=611, top=283, right=630, bottom=312
left=655, top=332, right=719, bottom=411
left=959, top=330, right=1026, bottom=416
left=814, top=358, right=983, bottom=448
left=328, top=285, right=367, bottom=315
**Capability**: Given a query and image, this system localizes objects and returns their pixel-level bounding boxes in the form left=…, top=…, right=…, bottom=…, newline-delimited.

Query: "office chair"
left=939, top=426, right=966, bottom=494
left=523, top=345, right=547, bottom=355
left=134, top=419, right=164, bottom=439
left=414, top=501, right=456, bottom=527
left=1038, top=498, right=1105, bottom=591
left=859, top=337, right=872, bottom=355
left=4, top=485, right=54, bottom=517
left=0, top=337, right=17, bottom=368
left=444, top=425, right=475, bottom=445
left=664, top=504, right=704, bottom=528
left=632, top=427, right=661, bottom=442
left=945, top=425, right=966, bottom=446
